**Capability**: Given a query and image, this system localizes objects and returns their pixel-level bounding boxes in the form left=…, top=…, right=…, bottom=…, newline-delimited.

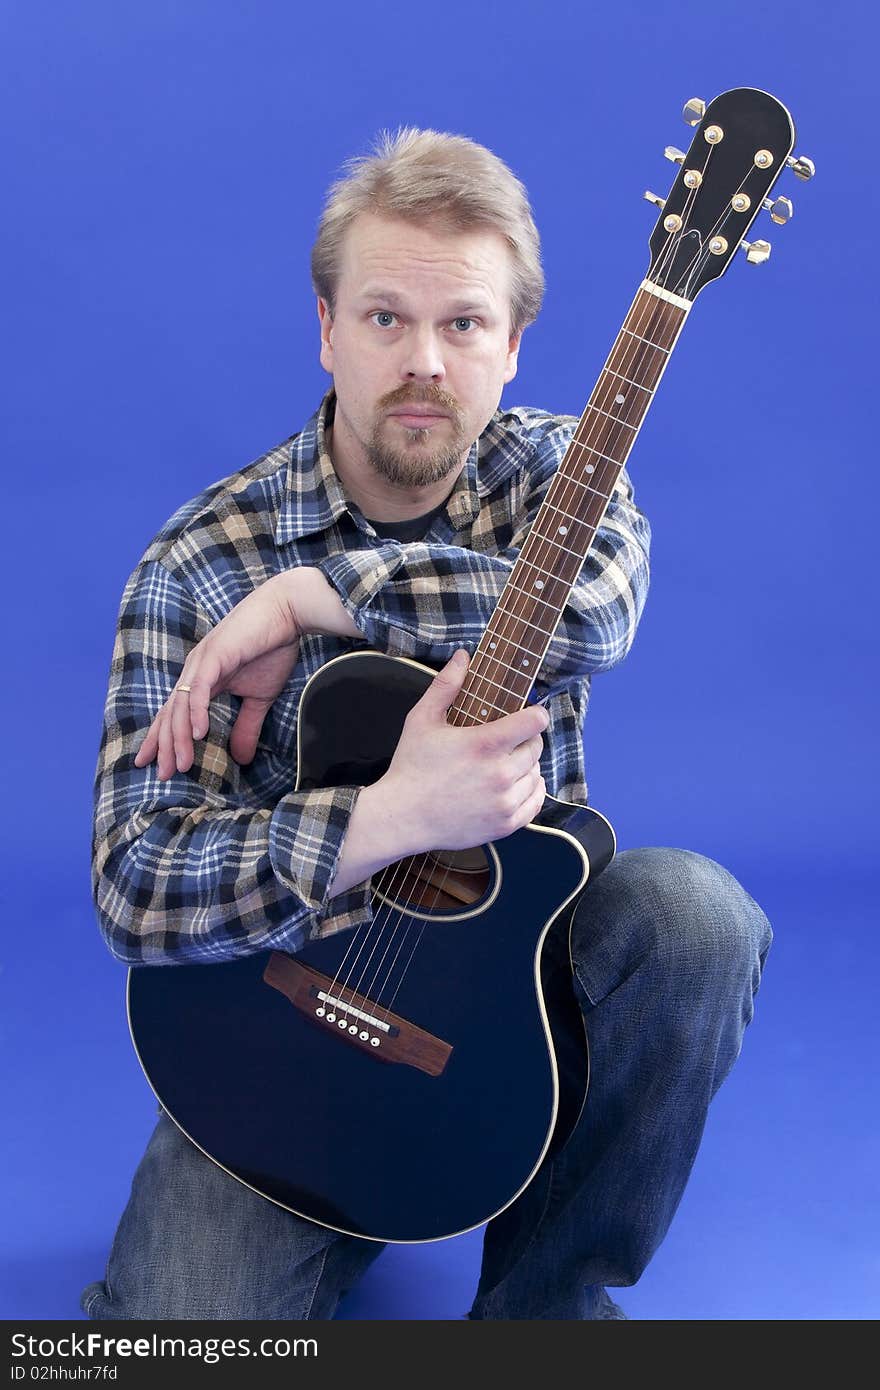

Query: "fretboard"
left=450, top=281, right=690, bottom=727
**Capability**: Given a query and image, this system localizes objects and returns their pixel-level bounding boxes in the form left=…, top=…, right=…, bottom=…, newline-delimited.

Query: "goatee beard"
left=367, top=386, right=467, bottom=488
left=365, top=430, right=465, bottom=488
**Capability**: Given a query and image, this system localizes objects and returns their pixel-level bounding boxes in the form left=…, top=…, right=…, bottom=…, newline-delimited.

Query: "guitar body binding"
left=128, top=650, right=615, bottom=1242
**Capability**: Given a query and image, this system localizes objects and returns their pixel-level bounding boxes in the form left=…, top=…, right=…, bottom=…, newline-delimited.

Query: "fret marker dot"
left=534, top=580, right=544, bottom=589
left=481, top=707, right=488, bottom=717
left=489, top=641, right=496, bottom=649
left=522, top=658, right=529, bottom=666
left=615, top=393, right=626, bottom=404
left=558, top=525, right=568, bottom=535
left=585, top=464, right=595, bottom=474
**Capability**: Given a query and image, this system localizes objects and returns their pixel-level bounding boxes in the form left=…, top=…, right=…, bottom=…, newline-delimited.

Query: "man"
left=83, top=128, right=771, bottom=1320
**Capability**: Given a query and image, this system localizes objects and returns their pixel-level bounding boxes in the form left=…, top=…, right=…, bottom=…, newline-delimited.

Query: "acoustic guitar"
left=128, top=88, right=811, bottom=1242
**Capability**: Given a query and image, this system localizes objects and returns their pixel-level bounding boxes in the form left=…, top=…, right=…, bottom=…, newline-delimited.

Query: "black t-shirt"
left=365, top=500, right=448, bottom=542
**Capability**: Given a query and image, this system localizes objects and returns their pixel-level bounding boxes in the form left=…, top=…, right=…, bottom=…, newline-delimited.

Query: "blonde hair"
left=310, top=127, right=544, bottom=334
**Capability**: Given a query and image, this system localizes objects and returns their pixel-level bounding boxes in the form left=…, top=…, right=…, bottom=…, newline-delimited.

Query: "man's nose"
left=400, top=327, right=446, bottom=382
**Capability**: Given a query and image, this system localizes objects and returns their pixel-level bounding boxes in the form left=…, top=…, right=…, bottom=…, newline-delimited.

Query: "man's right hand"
left=383, top=648, right=549, bottom=851
left=329, top=651, right=548, bottom=897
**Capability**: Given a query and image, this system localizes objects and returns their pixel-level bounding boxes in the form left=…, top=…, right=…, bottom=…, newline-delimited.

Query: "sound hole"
left=373, top=846, right=493, bottom=915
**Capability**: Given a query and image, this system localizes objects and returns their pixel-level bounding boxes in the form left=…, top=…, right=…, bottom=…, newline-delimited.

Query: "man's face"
left=318, top=213, right=522, bottom=490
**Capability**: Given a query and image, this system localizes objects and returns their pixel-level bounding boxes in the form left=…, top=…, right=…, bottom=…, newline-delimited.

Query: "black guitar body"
left=128, top=652, right=615, bottom=1243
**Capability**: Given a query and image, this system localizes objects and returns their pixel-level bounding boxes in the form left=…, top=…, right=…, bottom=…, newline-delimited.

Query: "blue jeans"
left=81, top=847, right=771, bottom=1320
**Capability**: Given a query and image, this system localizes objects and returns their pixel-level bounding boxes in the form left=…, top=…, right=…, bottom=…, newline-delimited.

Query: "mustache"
left=378, top=384, right=461, bottom=418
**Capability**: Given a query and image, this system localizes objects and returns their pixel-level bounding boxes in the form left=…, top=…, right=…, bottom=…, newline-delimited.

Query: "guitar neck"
left=451, top=279, right=691, bottom=727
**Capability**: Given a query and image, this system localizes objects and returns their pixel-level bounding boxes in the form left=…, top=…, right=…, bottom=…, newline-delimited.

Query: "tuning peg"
left=786, top=154, right=815, bottom=181
left=740, top=238, right=772, bottom=265
left=664, top=146, right=686, bottom=165
left=761, top=195, right=793, bottom=225
left=682, top=97, right=706, bottom=126
left=643, top=190, right=666, bottom=208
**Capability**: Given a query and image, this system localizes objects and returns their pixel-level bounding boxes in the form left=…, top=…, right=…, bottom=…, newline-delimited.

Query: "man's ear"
left=503, top=328, right=523, bottom=385
left=317, top=297, right=334, bottom=373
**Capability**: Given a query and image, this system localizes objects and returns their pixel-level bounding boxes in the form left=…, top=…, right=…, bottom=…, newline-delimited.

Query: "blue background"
left=2, top=0, right=877, bottom=1321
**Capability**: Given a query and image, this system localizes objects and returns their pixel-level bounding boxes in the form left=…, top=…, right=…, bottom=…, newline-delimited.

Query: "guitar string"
left=652, top=140, right=774, bottom=302
left=358, top=174, right=731, bottom=1017
left=451, top=292, right=681, bottom=726
left=355, top=288, right=688, bottom=1024
left=371, top=140, right=770, bottom=1011
left=679, top=139, right=784, bottom=294
left=322, top=271, right=688, bottom=1033
left=454, top=128, right=771, bottom=732
left=365, top=292, right=683, bottom=1025
left=666, top=163, right=756, bottom=299
left=674, top=162, right=762, bottom=300
left=298, top=135, right=767, bottom=1050
left=317, top=143, right=729, bottom=1026
left=313, top=135, right=772, bottom=1054
left=313, top=852, right=424, bottom=1027
left=364, top=130, right=784, bottom=1039
left=384, top=138, right=758, bottom=995
left=336, top=285, right=684, bottom=1027
left=637, top=139, right=714, bottom=303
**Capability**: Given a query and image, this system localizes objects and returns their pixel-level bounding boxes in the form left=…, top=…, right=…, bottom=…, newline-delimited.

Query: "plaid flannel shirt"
left=92, top=390, right=651, bottom=964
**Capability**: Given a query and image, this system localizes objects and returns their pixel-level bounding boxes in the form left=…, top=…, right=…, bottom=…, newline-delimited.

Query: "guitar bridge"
left=263, top=953, right=452, bottom=1077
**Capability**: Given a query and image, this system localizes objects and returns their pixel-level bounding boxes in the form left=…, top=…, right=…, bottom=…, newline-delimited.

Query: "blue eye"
left=452, top=318, right=475, bottom=332
left=372, top=311, right=397, bottom=328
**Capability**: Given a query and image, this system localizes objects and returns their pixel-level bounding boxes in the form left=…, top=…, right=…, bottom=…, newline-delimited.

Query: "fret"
left=494, top=589, right=569, bottom=628
left=619, top=307, right=675, bottom=344
left=621, top=327, right=670, bottom=352
left=554, top=472, right=614, bottom=504
left=511, top=553, right=582, bottom=586
left=520, top=529, right=587, bottom=564
left=602, top=367, right=652, bottom=394
left=474, top=645, right=544, bottom=679
left=569, top=441, right=624, bottom=469
left=478, top=633, right=553, bottom=675
left=629, top=286, right=678, bottom=321
left=585, top=403, right=637, bottom=430
left=492, top=602, right=558, bottom=640
left=540, top=498, right=601, bottom=529
left=475, top=284, right=687, bottom=688
left=499, top=586, right=569, bottom=618
left=631, top=295, right=683, bottom=348
left=452, top=690, right=509, bottom=719
left=593, top=380, right=651, bottom=415
left=462, top=666, right=531, bottom=701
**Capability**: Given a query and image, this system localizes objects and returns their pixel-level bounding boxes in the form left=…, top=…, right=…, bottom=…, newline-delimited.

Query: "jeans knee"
left=649, top=847, right=770, bottom=974
left=571, top=846, right=771, bottom=1008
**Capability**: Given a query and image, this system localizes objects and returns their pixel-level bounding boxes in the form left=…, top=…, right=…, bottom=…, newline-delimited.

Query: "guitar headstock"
left=644, top=87, right=813, bottom=302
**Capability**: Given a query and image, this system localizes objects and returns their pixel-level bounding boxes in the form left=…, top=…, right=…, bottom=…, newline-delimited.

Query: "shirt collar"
left=276, top=389, right=516, bottom=546
left=275, top=391, right=353, bottom=545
